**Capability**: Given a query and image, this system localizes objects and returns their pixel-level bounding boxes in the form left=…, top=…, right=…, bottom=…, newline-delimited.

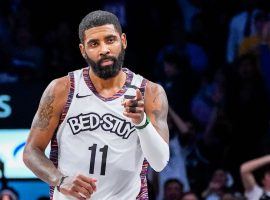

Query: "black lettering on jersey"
left=67, top=113, right=136, bottom=139
left=68, top=112, right=100, bottom=134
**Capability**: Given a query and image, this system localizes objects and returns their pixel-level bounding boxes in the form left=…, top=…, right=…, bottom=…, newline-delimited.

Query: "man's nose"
left=99, top=43, right=110, bottom=56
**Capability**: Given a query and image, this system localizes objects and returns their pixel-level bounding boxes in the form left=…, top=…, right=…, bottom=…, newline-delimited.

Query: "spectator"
left=226, top=0, right=261, bottom=63
left=151, top=106, right=192, bottom=200
left=163, top=179, right=184, bottom=200
left=181, top=191, right=199, bottom=200
left=224, top=53, right=270, bottom=189
left=239, top=11, right=270, bottom=56
left=157, top=51, right=194, bottom=118
left=240, top=155, right=270, bottom=200
left=202, top=169, right=234, bottom=200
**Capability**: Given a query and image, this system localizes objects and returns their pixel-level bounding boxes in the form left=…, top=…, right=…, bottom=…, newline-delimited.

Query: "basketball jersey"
left=50, top=67, right=149, bottom=200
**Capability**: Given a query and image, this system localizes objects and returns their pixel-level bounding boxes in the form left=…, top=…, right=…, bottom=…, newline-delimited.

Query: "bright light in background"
left=0, top=129, right=50, bottom=179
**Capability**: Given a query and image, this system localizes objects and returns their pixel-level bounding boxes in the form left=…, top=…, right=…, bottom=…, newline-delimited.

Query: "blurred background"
left=1, top=0, right=270, bottom=199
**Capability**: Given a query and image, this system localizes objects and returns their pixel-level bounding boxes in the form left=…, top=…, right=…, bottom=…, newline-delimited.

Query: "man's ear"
left=121, top=33, right=127, bottom=49
left=79, top=43, right=87, bottom=58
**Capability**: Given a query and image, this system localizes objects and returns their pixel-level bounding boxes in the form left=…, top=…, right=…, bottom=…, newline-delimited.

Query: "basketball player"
left=23, top=10, right=169, bottom=200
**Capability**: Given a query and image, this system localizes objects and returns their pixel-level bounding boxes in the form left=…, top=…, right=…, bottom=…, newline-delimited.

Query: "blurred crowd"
left=1, top=0, right=270, bottom=199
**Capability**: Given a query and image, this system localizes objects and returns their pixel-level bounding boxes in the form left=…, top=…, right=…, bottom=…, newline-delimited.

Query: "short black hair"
left=255, top=164, right=270, bottom=185
left=78, top=10, right=122, bottom=43
left=164, top=178, right=184, bottom=190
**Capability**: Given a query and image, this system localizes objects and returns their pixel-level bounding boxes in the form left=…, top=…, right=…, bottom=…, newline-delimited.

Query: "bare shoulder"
left=41, top=76, right=69, bottom=111
left=144, top=80, right=168, bottom=122
left=32, top=76, right=70, bottom=130
left=144, top=81, right=168, bottom=110
left=144, top=81, right=169, bottom=142
left=48, top=76, right=70, bottom=98
left=44, top=76, right=69, bottom=103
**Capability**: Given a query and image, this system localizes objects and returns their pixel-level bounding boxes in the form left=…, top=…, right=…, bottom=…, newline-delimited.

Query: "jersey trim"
left=49, top=72, right=75, bottom=200
left=83, top=67, right=134, bottom=101
left=49, top=132, right=58, bottom=200
left=59, top=72, right=75, bottom=124
left=140, top=78, right=148, bottom=97
left=136, top=78, right=149, bottom=200
left=136, top=159, right=149, bottom=200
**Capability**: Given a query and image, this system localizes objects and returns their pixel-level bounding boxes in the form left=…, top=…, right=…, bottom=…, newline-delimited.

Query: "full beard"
left=85, top=47, right=125, bottom=79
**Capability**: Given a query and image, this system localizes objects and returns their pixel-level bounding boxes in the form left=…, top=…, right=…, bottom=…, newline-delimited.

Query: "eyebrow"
left=86, top=34, right=118, bottom=44
left=86, top=38, right=99, bottom=46
left=104, top=34, right=117, bottom=40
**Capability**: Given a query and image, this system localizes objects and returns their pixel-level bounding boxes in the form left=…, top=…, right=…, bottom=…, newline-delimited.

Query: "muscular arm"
left=240, top=155, right=270, bottom=191
left=144, top=81, right=169, bottom=143
left=122, top=81, right=169, bottom=171
left=23, top=77, right=69, bottom=186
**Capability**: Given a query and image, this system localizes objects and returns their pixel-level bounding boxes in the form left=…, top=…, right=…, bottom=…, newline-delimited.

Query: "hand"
left=59, top=174, right=97, bottom=200
left=122, top=89, right=145, bottom=124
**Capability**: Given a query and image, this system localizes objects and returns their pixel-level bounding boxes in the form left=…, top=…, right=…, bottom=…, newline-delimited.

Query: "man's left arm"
left=139, top=81, right=169, bottom=171
left=122, top=81, right=169, bottom=171
left=144, top=81, right=169, bottom=143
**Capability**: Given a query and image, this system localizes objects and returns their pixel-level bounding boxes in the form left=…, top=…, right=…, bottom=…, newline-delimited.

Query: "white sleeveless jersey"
left=50, top=67, right=149, bottom=200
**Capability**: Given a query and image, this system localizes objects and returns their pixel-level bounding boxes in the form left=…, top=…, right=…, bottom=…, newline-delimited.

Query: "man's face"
left=164, top=182, right=183, bottom=200
left=262, top=172, right=270, bottom=188
left=181, top=193, right=198, bottom=200
left=79, top=24, right=127, bottom=79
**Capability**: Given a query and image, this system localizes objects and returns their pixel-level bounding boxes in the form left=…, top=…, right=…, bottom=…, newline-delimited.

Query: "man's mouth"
left=100, top=59, right=114, bottom=66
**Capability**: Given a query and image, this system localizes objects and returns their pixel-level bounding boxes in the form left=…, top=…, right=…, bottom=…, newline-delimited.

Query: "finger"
left=122, top=95, right=137, bottom=106
left=124, top=94, right=136, bottom=100
left=74, top=179, right=93, bottom=197
left=77, top=175, right=97, bottom=191
left=127, top=107, right=136, bottom=113
left=79, top=180, right=94, bottom=194
left=73, top=185, right=91, bottom=198
left=129, top=99, right=138, bottom=107
left=77, top=174, right=95, bottom=184
left=125, top=100, right=144, bottom=107
left=123, top=112, right=142, bottom=119
left=136, top=89, right=143, bottom=101
left=126, top=106, right=144, bottom=113
left=70, top=190, right=86, bottom=200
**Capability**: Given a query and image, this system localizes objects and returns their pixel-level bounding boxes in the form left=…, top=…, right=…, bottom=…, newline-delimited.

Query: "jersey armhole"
left=59, top=72, right=75, bottom=125
left=140, top=78, right=148, bottom=98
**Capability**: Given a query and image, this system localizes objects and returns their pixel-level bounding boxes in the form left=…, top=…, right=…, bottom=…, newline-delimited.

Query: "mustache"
left=98, top=56, right=116, bottom=63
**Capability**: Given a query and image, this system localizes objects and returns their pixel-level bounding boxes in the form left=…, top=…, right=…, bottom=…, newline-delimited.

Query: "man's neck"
left=89, top=68, right=126, bottom=97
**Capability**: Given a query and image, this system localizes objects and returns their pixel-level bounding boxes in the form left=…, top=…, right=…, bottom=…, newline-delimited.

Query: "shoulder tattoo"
left=32, top=93, right=55, bottom=130
left=151, top=86, right=168, bottom=122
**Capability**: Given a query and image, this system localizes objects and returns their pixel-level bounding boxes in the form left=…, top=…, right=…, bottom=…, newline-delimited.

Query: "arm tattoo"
left=152, top=106, right=167, bottom=122
left=152, top=90, right=167, bottom=122
left=32, top=94, right=55, bottom=130
left=153, top=92, right=163, bottom=103
left=152, top=93, right=168, bottom=134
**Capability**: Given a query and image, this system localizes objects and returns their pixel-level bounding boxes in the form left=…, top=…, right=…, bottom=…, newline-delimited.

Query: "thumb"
left=136, top=89, right=143, bottom=100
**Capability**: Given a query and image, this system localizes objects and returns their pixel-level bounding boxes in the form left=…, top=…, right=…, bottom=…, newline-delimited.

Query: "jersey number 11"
left=88, top=144, right=108, bottom=175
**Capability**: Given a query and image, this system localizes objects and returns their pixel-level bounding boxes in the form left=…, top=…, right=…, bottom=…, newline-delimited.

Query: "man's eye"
left=107, top=38, right=115, bottom=43
left=89, top=42, right=98, bottom=47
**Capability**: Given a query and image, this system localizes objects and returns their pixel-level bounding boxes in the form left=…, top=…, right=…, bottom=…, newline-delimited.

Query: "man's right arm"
left=23, top=76, right=69, bottom=186
left=240, top=155, right=270, bottom=191
left=24, top=77, right=97, bottom=199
